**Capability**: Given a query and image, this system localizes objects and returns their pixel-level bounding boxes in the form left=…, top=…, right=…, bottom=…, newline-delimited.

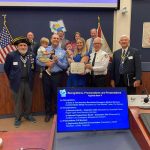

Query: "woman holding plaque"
left=67, top=37, right=89, bottom=87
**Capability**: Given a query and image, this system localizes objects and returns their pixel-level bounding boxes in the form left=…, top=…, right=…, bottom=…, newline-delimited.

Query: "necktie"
left=30, top=42, right=34, bottom=52
left=89, top=38, right=94, bottom=54
left=119, top=50, right=126, bottom=74
left=122, top=49, right=126, bottom=58
left=92, top=52, right=97, bottom=66
left=91, top=53, right=97, bottom=75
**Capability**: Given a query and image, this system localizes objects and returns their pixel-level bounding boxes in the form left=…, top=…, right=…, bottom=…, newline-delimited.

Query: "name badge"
left=128, top=56, right=133, bottom=60
left=13, top=62, right=18, bottom=65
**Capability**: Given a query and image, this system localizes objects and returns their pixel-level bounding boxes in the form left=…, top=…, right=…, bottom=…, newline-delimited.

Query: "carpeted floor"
left=0, top=115, right=52, bottom=131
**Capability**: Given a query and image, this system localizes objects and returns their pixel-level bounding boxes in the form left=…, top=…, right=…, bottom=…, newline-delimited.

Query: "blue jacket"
left=4, top=50, right=36, bottom=92
left=111, top=47, right=141, bottom=85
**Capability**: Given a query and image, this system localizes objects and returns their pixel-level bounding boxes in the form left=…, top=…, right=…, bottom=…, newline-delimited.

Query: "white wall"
left=113, top=0, right=132, bottom=51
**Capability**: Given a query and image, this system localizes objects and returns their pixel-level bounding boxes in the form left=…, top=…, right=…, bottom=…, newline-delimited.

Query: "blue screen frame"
left=57, top=88, right=129, bottom=132
left=0, top=0, right=120, bottom=9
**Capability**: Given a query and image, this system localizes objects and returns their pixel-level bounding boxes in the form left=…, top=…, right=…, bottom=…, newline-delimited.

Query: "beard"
left=18, top=49, right=27, bottom=55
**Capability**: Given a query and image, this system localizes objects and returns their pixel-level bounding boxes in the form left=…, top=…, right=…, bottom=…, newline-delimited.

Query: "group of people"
left=4, top=29, right=141, bottom=127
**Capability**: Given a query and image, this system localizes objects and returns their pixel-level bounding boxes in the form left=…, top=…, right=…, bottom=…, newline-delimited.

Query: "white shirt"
left=89, top=50, right=109, bottom=75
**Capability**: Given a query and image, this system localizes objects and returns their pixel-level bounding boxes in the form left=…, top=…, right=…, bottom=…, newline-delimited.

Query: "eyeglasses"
left=93, top=43, right=101, bottom=44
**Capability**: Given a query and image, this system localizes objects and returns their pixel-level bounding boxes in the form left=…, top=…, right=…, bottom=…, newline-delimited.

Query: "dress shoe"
left=14, top=119, right=21, bottom=127
left=24, top=115, right=36, bottom=123
left=45, top=115, right=51, bottom=122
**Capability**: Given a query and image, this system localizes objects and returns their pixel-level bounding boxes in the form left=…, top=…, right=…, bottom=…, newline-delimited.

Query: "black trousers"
left=91, top=75, right=107, bottom=87
left=12, top=80, right=32, bottom=120
left=42, top=71, right=63, bottom=115
left=117, top=75, right=136, bottom=95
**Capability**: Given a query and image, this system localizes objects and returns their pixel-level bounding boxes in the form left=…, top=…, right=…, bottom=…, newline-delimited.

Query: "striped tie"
left=119, top=50, right=126, bottom=74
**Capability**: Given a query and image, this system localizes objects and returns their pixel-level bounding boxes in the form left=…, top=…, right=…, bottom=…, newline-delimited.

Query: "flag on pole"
left=0, top=15, right=16, bottom=64
left=97, top=16, right=112, bottom=55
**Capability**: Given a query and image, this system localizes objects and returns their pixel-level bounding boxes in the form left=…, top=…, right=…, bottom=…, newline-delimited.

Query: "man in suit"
left=110, top=35, right=141, bottom=94
left=27, top=32, right=39, bottom=55
left=4, top=36, right=36, bottom=127
left=57, top=30, right=69, bottom=50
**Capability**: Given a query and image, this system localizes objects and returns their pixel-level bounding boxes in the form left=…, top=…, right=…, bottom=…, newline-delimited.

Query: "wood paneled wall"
left=0, top=73, right=45, bottom=116
left=0, top=72, right=150, bottom=116
left=136, top=72, right=150, bottom=94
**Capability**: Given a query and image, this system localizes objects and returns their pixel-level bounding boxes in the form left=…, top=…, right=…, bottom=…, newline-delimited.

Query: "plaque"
left=70, top=62, right=85, bottom=74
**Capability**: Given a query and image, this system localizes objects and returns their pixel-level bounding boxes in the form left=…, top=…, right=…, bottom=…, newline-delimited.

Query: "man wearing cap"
left=37, top=33, right=68, bottom=122
left=85, top=37, right=110, bottom=87
left=4, top=36, right=36, bottom=127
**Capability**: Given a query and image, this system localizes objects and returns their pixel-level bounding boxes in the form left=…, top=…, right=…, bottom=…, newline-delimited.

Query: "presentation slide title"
left=0, top=0, right=118, bottom=8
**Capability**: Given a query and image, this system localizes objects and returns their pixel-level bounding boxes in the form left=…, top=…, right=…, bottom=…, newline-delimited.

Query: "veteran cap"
left=12, top=36, right=31, bottom=46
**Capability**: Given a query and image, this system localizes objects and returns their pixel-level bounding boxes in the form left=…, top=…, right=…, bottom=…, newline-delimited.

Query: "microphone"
left=141, top=85, right=149, bottom=103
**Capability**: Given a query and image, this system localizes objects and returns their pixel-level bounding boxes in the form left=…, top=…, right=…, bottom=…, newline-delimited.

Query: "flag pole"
left=98, top=16, right=100, bottom=26
left=2, top=14, right=7, bottom=25
left=97, top=16, right=112, bottom=55
left=2, top=14, right=14, bottom=40
left=97, top=16, right=101, bottom=38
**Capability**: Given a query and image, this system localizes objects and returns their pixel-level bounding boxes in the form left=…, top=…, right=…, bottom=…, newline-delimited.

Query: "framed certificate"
left=142, top=22, right=150, bottom=48
left=70, top=62, right=85, bottom=74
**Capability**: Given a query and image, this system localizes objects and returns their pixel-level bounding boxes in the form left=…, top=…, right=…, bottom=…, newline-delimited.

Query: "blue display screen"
left=57, top=88, right=129, bottom=132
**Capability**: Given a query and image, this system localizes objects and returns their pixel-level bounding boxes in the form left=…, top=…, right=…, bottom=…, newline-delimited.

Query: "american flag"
left=0, top=24, right=16, bottom=63
left=97, top=16, right=112, bottom=55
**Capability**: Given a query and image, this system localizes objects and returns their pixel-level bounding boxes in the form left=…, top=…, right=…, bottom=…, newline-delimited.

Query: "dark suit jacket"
left=60, top=38, right=69, bottom=50
left=28, top=41, right=39, bottom=56
left=111, top=47, right=141, bottom=85
left=4, top=50, right=36, bottom=92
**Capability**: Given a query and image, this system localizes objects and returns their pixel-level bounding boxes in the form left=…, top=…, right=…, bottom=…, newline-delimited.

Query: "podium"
left=129, top=107, right=150, bottom=150
left=51, top=107, right=150, bottom=150
left=51, top=116, right=141, bottom=150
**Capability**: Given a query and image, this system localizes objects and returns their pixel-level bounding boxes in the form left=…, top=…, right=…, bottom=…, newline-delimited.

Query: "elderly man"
left=26, top=32, right=39, bottom=55
left=85, top=37, right=109, bottom=87
left=110, top=35, right=141, bottom=94
left=37, top=33, right=68, bottom=122
left=4, top=36, right=36, bottom=127
left=86, top=28, right=97, bottom=55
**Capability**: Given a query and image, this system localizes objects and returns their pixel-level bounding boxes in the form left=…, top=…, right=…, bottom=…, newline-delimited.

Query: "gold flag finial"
left=98, top=16, right=100, bottom=23
left=2, top=14, right=7, bottom=25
